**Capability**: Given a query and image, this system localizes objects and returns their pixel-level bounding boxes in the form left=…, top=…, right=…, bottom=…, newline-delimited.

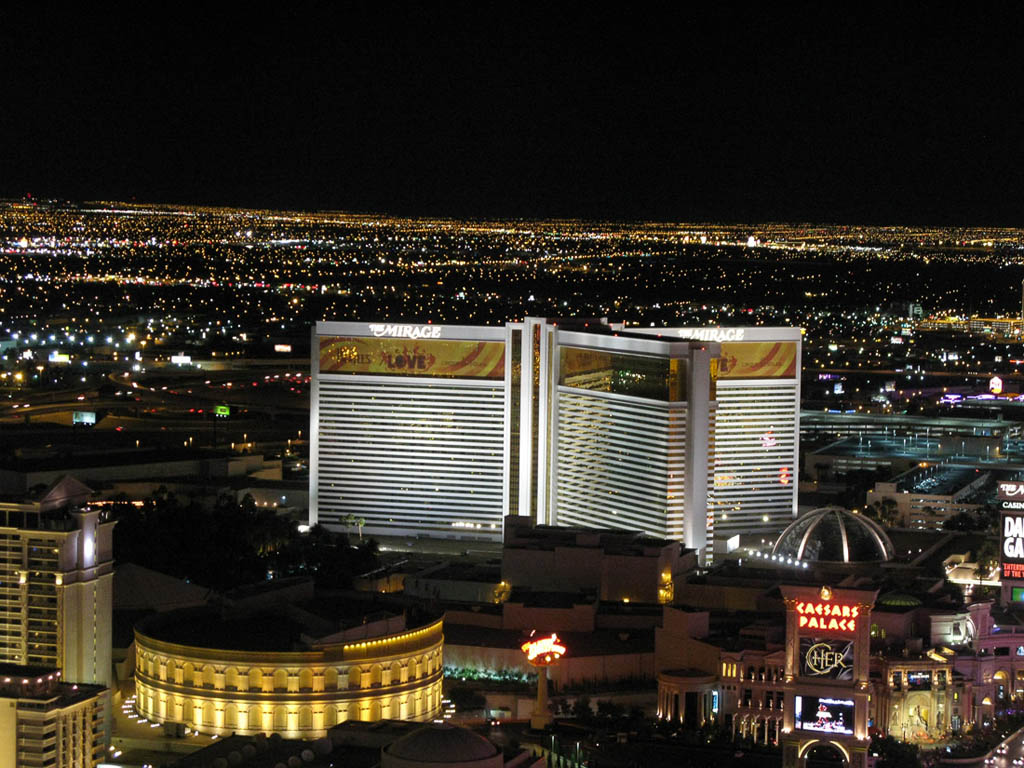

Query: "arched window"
left=298, top=706, right=313, bottom=730
left=248, top=668, right=263, bottom=691
left=224, top=703, right=238, bottom=729
left=273, top=705, right=287, bottom=730
left=166, top=659, right=177, bottom=683
left=370, top=700, right=382, bottom=721
left=370, top=664, right=383, bottom=687
left=225, top=667, right=239, bottom=690
left=202, top=665, right=216, bottom=688
left=298, top=668, right=313, bottom=691
left=389, top=661, right=402, bottom=685
left=348, top=666, right=362, bottom=689
left=273, top=669, right=288, bottom=692
left=248, top=705, right=262, bottom=732
left=324, top=704, right=338, bottom=727
left=324, top=667, right=338, bottom=690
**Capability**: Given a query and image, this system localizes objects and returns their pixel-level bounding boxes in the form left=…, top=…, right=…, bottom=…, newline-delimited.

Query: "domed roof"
left=385, top=724, right=499, bottom=763
left=772, top=507, right=893, bottom=564
left=877, top=591, right=922, bottom=608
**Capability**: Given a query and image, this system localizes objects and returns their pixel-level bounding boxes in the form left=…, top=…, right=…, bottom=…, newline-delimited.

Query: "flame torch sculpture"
left=521, top=632, right=566, bottom=730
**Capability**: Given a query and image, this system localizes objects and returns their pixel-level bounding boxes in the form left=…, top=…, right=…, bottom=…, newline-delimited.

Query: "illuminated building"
left=634, top=326, right=801, bottom=552
left=310, top=321, right=510, bottom=538
left=658, top=584, right=879, bottom=767
left=133, top=604, right=444, bottom=738
left=542, top=328, right=719, bottom=549
left=0, top=664, right=108, bottom=768
left=310, top=319, right=797, bottom=555
left=0, top=478, right=114, bottom=688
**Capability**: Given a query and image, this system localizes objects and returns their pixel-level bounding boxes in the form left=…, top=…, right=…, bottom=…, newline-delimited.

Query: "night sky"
left=2, top=7, right=1023, bottom=224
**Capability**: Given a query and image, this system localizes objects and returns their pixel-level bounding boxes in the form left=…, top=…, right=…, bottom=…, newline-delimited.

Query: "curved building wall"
left=134, top=618, right=444, bottom=738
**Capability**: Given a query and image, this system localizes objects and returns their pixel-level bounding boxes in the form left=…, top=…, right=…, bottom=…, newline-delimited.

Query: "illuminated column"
left=521, top=633, right=566, bottom=731
left=17, top=570, right=28, bottom=664
left=55, top=573, right=65, bottom=673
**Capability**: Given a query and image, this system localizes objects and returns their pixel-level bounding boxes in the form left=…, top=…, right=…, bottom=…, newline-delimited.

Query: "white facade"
left=310, top=320, right=800, bottom=554
left=547, top=329, right=718, bottom=550
left=635, top=327, right=802, bottom=551
left=310, top=322, right=510, bottom=540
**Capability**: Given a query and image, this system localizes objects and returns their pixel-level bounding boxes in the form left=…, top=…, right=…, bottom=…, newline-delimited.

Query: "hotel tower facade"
left=310, top=320, right=799, bottom=556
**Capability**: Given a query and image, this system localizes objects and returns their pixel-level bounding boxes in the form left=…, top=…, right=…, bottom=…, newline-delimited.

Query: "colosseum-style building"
left=134, top=602, right=443, bottom=738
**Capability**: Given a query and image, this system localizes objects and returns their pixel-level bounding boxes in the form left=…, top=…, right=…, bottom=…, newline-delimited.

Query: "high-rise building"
left=634, top=327, right=801, bottom=551
left=310, top=322, right=510, bottom=538
left=310, top=319, right=799, bottom=555
left=543, top=329, right=718, bottom=546
left=0, top=478, right=114, bottom=688
left=0, top=664, right=108, bottom=768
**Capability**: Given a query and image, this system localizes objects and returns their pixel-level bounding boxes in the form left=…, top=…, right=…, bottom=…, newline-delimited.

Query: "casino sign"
left=796, top=600, right=859, bottom=632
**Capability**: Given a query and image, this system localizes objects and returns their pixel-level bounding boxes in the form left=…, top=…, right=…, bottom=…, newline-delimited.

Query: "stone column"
left=530, top=667, right=552, bottom=730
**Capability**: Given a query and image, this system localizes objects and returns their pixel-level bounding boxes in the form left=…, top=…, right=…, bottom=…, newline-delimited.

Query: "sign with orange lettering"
left=796, top=601, right=859, bottom=633
left=521, top=634, right=566, bottom=666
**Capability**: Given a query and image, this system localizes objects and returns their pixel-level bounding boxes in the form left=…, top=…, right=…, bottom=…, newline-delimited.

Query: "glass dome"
left=772, top=506, right=893, bottom=563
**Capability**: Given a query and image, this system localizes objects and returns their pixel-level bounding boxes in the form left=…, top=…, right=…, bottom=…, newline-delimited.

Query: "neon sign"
left=368, top=324, right=443, bottom=339
left=796, top=601, right=858, bottom=632
left=521, top=634, right=566, bottom=666
left=674, top=327, right=746, bottom=342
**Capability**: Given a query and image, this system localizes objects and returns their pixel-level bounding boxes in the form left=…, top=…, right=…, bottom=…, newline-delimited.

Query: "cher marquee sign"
left=800, top=638, right=854, bottom=680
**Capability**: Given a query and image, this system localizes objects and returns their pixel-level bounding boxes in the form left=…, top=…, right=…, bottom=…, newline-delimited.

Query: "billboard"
left=794, top=695, right=854, bottom=735
left=1002, top=510, right=1024, bottom=580
left=999, top=481, right=1024, bottom=511
left=907, top=671, right=932, bottom=691
left=72, top=410, right=96, bottom=426
left=319, top=336, right=505, bottom=379
left=799, top=638, right=854, bottom=680
left=718, top=341, right=797, bottom=380
left=795, top=599, right=859, bottom=633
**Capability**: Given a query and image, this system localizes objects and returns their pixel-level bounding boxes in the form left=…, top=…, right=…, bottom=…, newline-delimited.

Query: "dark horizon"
left=3, top=8, right=1024, bottom=227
